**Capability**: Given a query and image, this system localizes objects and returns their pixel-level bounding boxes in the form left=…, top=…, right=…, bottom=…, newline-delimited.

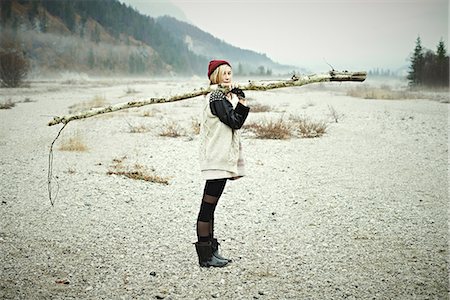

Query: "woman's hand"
left=238, top=98, right=247, bottom=106
left=220, top=81, right=233, bottom=89
left=230, top=87, right=246, bottom=100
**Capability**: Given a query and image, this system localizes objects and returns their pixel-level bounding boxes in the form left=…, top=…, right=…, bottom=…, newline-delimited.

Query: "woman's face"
left=220, top=65, right=232, bottom=85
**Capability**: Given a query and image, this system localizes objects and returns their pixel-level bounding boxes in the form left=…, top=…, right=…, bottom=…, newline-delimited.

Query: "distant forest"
left=0, top=0, right=208, bottom=75
left=0, top=0, right=291, bottom=77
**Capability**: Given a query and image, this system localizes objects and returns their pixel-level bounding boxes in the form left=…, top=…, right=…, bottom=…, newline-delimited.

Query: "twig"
left=48, top=123, right=67, bottom=206
left=323, top=58, right=335, bottom=71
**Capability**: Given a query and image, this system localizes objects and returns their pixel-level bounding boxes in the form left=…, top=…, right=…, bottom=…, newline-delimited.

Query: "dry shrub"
left=301, top=101, right=316, bottom=109
left=244, top=118, right=292, bottom=139
left=58, top=132, right=88, bottom=151
left=159, top=121, right=183, bottom=137
left=68, top=95, right=108, bottom=113
left=107, top=157, right=169, bottom=185
left=0, top=99, right=15, bottom=109
left=1, top=98, right=35, bottom=109
left=327, top=105, right=343, bottom=123
left=0, top=33, right=30, bottom=88
left=250, top=102, right=272, bottom=113
left=129, top=125, right=149, bottom=133
left=65, top=168, right=76, bottom=174
left=125, top=86, right=139, bottom=94
left=347, top=85, right=419, bottom=100
left=142, top=109, right=160, bottom=117
left=191, top=118, right=200, bottom=135
left=290, top=115, right=327, bottom=138
left=127, top=121, right=150, bottom=133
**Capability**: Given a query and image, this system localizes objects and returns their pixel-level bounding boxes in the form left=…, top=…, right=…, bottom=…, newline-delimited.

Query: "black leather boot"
left=195, top=242, right=229, bottom=267
left=211, top=238, right=232, bottom=263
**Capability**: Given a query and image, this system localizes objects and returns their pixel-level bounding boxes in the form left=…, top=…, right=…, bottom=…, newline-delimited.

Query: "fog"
left=123, top=0, right=449, bottom=72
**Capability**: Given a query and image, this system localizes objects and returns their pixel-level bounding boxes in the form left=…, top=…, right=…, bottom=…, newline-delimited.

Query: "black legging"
left=196, top=179, right=227, bottom=242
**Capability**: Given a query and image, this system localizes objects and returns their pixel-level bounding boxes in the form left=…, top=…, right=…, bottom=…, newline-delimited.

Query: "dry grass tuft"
left=21, top=97, right=34, bottom=103
left=107, top=157, right=169, bottom=185
left=244, top=118, right=293, bottom=139
left=142, top=108, right=160, bottom=117
left=68, top=95, right=108, bottom=113
left=327, top=105, right=343, bottom=123
left=250, top=102, right=272, bottom=113
left=159, top=121, right=184, bottom=137
left=125, top=86, right=139, bottom=94
left=191, top=118, right=201, bottom=135
left=346, top=85, right=425, bottom=100
left=0, top=99, right=15, bottom=109
left=58, top=132, right=88, bottom=151
left=126, top=121, right=150, bottom=133
left=290, top=115, right=327, bottom=138
left=350, top=85, right=450, bottom=102
left=65, top=167, right=76, bottom=174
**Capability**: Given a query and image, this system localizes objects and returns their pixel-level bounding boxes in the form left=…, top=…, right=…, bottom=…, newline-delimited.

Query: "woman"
left=195, top=60, right=250, bottom=267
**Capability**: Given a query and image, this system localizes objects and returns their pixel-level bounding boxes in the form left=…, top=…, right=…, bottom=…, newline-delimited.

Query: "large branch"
left=47, top=70, right=366, bottom=126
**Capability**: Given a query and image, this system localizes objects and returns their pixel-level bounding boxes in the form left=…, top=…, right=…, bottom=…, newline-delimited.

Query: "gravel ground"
left=0, top=77, right=448, bottom=299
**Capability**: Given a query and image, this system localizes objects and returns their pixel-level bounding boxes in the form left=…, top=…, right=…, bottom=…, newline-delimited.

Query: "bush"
left=0, top=34, right=30, bottom=88
left=244, top=118, right=292, bottom=139
left=159, top=121, right=184, bottom=137
left=0, top=99, right=15, bottom=109
left=127, top=123, right=150, bottom=133
left=250, top=102, right=272, bottom=113
left=58, top=132, right=88, bottom=152
left=107, top=157, right=169, bottom=185
left=290, top=116, right=327, bottom=138
left=191, top=118, right=200, bottom=135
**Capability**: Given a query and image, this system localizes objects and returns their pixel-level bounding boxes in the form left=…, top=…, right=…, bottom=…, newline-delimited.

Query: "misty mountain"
left=119, top=0, right=189, bottom=23
left=0, top=0, right=294, bottom=76
left=157, top=16, right=297, bottom=75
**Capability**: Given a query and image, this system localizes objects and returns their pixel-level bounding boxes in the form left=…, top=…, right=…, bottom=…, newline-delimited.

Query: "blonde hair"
left=209, top=64, right=232, bottom=85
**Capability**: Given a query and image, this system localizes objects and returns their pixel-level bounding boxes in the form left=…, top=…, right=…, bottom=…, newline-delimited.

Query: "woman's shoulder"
left=209, top=89, right=226, bottom=102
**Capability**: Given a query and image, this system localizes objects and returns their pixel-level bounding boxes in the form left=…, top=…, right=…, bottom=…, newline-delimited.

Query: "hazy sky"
left=123, top=0, right=448, bottom=72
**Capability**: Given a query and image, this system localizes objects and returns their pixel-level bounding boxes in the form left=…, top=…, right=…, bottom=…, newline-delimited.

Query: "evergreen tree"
left=62, top=2, right=76, bottom=32
left=128, top=53, right=136, bottom=73
left=407, top=36, right=424, bottom=86
left=92, top=24, right=101, bottom=44
left=436, top=39, right=449, bottom=86
left=41, top=0, right=63, bottom=20
left=257, top=65, right=265, bottom=76
left=0, top=0, right=13, bottom=25
left=39, top=11, right=48, bottom=33
left=421, top=50, right=437, bottom=86
left=28, top=1, right=39, bottom=26
left=88, top=48, right=95, bottom=69
left=236, top=63, right=244, bottom=76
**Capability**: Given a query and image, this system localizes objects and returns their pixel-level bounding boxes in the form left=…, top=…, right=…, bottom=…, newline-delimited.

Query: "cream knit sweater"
left=199, top=92, right=244, bottom=178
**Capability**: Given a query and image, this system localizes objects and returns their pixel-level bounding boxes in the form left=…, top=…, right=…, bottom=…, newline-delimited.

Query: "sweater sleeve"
left=209, top=90, right=250, bottom=129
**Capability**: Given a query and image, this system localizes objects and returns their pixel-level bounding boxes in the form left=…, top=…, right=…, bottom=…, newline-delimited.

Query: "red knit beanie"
left=207, top=60, right=231, bottom=78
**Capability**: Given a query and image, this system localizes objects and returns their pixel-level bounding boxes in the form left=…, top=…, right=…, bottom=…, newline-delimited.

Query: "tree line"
left=408, top=37, right=449, bottom=87
left=0, top=0, right=207, bottom=75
